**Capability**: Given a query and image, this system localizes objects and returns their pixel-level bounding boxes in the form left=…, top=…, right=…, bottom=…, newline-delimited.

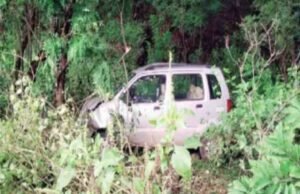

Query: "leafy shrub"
left=205, top=66, right=299, bottom=163
left=204, top=54, right=300, bottom=192
left=0, top=78, right=197, bottom=193
left=229, top=98, right=300, bottom=193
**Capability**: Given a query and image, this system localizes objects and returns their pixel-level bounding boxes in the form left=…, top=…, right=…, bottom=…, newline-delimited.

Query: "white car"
left=82, top=63, right=232, bottom=147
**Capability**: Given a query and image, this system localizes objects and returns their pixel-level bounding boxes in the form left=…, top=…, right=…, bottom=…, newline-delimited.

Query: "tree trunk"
left=53, top=0, right=74, bottom=107
left=28, top=51, right=46, bottom=81
left=15, top=36, right=28, bottom=80
left=54, top=53, right=68, bottom=106
left=15, top=3, right=37, bottom=81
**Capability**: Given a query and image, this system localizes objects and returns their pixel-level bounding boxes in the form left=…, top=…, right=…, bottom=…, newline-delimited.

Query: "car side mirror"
left=128, top=101, right=132, bottom=107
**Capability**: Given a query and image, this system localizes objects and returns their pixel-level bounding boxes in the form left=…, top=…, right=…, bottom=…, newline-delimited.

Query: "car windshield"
left=113, top=72, right=136, bottom=97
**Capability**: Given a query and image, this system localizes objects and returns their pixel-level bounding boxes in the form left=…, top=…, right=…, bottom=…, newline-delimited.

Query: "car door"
left=172, top=73, right=210, bottom=144
left=205, top=73, right=227, bottom=124
left=119, top=74, right=166, bottom=146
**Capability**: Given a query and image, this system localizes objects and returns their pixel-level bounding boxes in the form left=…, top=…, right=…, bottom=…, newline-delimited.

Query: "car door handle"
left=196, top=104, right=203, bottom=108
left=154, top=106, right=160, bottom=110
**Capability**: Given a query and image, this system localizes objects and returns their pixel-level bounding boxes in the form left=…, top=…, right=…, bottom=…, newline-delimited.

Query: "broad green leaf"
left=56, top=167, right=76, bottom=191
left=145, top=160, right=155, bottom=179
left=284, top=184, right=289, bottom=194
left=171, top=146, right=192, bottom=180
left=280, top=161, right=291, bottom=176
left=133, top=177, right=145, bottom=193
left=290, top=166, right=300, bottom=179
left=184, top=135, right=201, bottom=149
left=253, top=177, right=271, bottom=191
left=101, top=168, right=115, bottom=194
left=274, top=184, right=283, bottom=194
left=152, top=183, right=161, bottom=194
left=230, top=179, right=249, bottom=193
left=295, top=181, right=300, bottom=188
left=289, top=184, right=297, bottom=194
left=0, top=0, right=6, bottom=7
left=94, top=160, right=103, bottom=177
left=101, top=148, right=123, bottom=167
left=265, top=184, right=279, bottom=194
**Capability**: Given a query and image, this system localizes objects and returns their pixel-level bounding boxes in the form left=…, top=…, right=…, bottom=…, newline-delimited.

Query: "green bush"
left=203, top=60, right=300, bottom=192
left=0, top=78, right=197, bottom=193
left=229, top=98, right=300, bottom=193
left=205, top=64, right=299, bottom=161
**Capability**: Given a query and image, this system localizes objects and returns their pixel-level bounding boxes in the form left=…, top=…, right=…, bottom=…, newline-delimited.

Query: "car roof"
left=134, top=62, right=218, bottom=74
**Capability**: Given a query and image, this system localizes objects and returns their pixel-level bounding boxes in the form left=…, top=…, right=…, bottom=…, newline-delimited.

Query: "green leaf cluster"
left=229, top=99, right=300, bottom=193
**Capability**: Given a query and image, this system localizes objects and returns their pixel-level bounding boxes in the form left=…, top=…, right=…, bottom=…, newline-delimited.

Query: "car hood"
left=88, top=100, right=118, bottom=129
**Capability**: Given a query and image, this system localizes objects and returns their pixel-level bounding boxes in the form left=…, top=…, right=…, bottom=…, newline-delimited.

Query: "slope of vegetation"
left=0, top=0, right=299, bottom=193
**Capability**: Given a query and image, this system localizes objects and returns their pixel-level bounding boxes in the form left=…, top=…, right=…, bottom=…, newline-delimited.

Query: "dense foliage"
left=0, top=0, right=299, bottom=193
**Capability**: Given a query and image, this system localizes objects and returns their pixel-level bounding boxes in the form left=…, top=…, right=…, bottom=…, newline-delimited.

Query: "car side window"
left=173, top=74, right=204, bottom=101
left=207, top=74, right=221, bottom=99
left=126, top=75, right=166, bottom=104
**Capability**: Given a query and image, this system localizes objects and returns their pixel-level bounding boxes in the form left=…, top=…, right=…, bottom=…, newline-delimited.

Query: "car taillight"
left=227, top=99, right=233, bottom=112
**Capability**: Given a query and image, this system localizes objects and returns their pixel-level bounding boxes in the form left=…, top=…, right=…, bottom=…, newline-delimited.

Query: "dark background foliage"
left=1, top=0, right=298, bottom=111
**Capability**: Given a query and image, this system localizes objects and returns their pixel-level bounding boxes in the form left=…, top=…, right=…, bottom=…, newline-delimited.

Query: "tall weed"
left=0, top=77, right=197, bottom=193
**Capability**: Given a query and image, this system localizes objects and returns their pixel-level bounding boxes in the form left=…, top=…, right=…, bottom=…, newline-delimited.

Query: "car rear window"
left=172, top=74, right=204, bottom=101
left=207, top=74, right=221, bottom=99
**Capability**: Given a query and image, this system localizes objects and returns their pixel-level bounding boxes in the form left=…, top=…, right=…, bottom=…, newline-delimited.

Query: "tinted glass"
left=173, top=74, right=204, bottom=100
left=207, top=74, right=221, bottom=99
left=128, top=75, right=166, bottom=103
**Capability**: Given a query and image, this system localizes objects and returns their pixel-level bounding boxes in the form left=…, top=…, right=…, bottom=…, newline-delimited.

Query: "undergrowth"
left=0, top=77, right=204, bottom=194
left=204, top=56, right=300, bottom=193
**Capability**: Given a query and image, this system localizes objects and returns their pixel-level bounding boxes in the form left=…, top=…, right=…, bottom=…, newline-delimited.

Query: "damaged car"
left=81, top=63, right=232, bottom=147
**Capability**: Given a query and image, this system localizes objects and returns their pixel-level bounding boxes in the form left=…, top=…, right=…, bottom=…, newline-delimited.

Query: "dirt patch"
left=190, top=169, right=229, bottom=194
